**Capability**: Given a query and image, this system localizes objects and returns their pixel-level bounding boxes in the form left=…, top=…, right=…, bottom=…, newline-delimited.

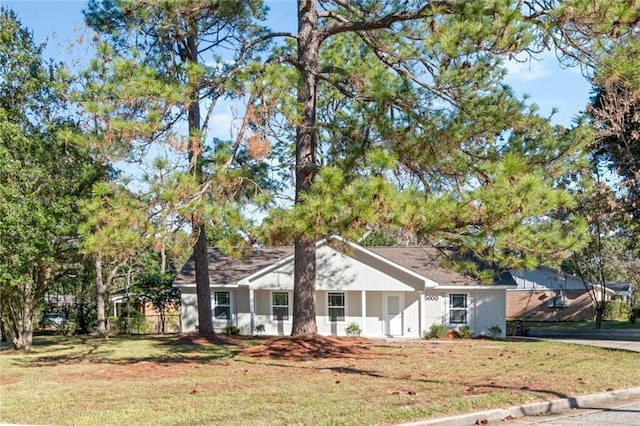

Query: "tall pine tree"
left=81, top=0, right=269, bottom=335
left=253, top=0, right=640, bottom=335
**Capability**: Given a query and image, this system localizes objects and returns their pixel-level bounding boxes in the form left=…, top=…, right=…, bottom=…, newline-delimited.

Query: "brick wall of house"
left=506, top=290, right=595, bottom=321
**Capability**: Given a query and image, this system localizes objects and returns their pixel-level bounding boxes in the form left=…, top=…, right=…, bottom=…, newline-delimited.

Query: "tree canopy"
left=0, top=8, right=106, bottom=350
left=81, top=0, right=272, bottom=335
left=248, top=0, right=640, bottom=335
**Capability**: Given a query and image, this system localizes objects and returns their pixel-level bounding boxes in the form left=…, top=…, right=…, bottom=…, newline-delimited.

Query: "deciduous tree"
left=0, top=9, right=104, bottom=350
left=78, top=182, right=150, bottom=336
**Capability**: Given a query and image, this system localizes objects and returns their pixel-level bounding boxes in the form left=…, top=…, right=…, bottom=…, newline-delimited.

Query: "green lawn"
left=2, top=334, right=640, bottom=425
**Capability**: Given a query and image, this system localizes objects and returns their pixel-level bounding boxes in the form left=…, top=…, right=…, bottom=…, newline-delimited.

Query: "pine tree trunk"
left=292, top=235, right=318, bottom=335
left=291, top=0, right=319, bottom=336
left=194, top=225, right=213, bottom=335
left=95, top=253, right=108, bottom=337
left=186, top=29, right=214, bottom=336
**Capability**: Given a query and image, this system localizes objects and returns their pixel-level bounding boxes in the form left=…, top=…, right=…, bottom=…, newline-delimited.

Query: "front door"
left=384, top=293, right=403, bottom=336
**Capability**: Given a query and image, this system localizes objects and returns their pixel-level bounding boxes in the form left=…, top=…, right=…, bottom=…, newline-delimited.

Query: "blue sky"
left=4, top=0, right=592, bottom=128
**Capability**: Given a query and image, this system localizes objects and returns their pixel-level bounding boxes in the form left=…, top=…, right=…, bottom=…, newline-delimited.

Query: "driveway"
left=544, top=338, right=640, bottom=352
left=525, top=328, right=640, bottom=352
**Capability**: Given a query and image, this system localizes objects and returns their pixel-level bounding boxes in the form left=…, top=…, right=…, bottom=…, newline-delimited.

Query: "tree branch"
left=318, top=1, right=454, bottom=42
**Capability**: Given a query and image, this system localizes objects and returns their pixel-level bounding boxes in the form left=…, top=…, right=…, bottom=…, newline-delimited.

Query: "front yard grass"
left=1, top=334, right=640, bottom=425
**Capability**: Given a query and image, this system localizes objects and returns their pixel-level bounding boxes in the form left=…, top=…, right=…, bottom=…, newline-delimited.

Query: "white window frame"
left=326, top=292, right=347, bottom=324
left=271, top=291, right=291, bottom=322
left=448, top=293, right=468, bottom=325
left=213, top=291, right=232, bottom=324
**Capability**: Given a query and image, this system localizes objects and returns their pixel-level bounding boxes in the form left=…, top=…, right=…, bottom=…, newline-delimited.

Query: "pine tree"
left=254, top=0, right=640, bottom=336
left=81, top=0, right=269, bottom=335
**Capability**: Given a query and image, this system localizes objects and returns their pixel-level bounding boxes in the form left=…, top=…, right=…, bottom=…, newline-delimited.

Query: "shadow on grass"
left=8, top=334, right=245, bottom=368
left=234, top=356, right=573, bottom=401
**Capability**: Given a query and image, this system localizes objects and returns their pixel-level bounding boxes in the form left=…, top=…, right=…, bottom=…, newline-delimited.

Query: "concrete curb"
left=399, top=387, right=640, bottom=426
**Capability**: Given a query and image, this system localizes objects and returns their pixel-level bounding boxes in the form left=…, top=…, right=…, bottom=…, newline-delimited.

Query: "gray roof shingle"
left=173, top=247, right=294, bottom=286
left=173, top=244, right=514, bottom=287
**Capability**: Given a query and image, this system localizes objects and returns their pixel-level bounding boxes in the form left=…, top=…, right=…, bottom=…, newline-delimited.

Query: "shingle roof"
left=366, top=246, right=479, bottom=286
left=173, top=243, right=514, bottom=287
left=173, top=247, right=294, bottom=286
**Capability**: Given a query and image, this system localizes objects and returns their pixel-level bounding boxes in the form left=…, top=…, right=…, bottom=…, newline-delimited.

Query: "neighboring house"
left=110, top=291, right=180, bottom=333
left=506, top=266, right=624, bottom=321
left=605, top=281, right=633, bottom=307
left=43, top=293, right=75, bottom=310
left=173, top=237, right=514, bottom=338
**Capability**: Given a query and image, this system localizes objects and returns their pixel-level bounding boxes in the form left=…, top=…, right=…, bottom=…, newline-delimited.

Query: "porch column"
left=249, top=288, right=255, bottom=335
left=419, top=291, right=425, bottom=339
left=361, top=290, right=366, bottom=336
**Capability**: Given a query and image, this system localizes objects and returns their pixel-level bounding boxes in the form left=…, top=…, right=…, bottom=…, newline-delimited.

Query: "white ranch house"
left=173, top=238, right=513, bottom=338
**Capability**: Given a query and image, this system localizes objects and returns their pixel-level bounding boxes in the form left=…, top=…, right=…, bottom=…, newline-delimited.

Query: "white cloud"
left=209, top=112, right=237, bottom=140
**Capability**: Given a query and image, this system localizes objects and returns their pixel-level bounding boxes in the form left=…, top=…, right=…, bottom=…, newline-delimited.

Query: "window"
left=328, top=292, right=345, bottom=322
left=547, top=296, right=568, bottom=308
left=449, top=294, right=468, bottom=324
left=214, top=292, right=230, bottom=321
left=272, top=292, right=289, bottom=321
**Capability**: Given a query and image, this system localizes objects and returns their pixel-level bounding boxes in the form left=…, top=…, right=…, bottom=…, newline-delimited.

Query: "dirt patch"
left=239, top=334, right=373, bottom=360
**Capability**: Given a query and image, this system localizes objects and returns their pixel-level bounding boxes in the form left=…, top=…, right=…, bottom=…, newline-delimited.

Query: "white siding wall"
left=423, top=292, right=445, bottom=336
left=365, top=292, right=384, bottom=337
left=178, top=244, right=507, bottom=339
left=179, top=287, right=252, bottom=334
left=470, top=289, right=507, bottom=338
left=250, top=245, right=421, bottom=292
left=180, top=288, right=198, bottom=333
left=423, top=289, right=507, bottom=338
left=403, top=292, right=421, bottom=338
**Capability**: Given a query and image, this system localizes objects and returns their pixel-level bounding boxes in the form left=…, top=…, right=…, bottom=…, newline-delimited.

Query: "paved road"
left=509, top=399, right=640, bottom=425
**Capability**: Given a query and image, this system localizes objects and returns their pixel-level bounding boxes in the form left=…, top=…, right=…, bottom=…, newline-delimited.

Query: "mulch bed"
left=239, top=334, right=373, bottom=360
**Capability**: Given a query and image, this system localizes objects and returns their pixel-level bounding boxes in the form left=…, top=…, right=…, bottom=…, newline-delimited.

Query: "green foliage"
left=0, top=9, right=106, bottom=350
left=427, top=323, right=448, bottom=339
left=78, top=182, right=150, bottom=261
left=458, top=325, right=472, bottom=339
left=132, top=273, right=180, bottom=314
left=360, top=229, right=398, bottom=247
left=255, top=3, right=606, bottom=273
left=255, top=324, right=265, bottom=334
left=225, top=325, right=240, bottom=336
left=81, top=0, right=274, bottom=335
left=603, top=300, right=630, bottom=322
left=345, top=322, right=362, bottom=337
left=112, top=309, right=149, bottom=335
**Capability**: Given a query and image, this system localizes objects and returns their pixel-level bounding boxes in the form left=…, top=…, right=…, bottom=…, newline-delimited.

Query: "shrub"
left=603, top=300, right=629, bottom=321
left=428, top=323, right=448, bottom=339
left=487, top=325, right=502, bottom=338
left=225, top=325, right=240, bottom=335
left=255, top=324, right=265, bottom=335
left=115, top=309, right=149, bottom=334
left=345, top=322, right=361, bottom=337
left=458, top=325, right=472, bottom=339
